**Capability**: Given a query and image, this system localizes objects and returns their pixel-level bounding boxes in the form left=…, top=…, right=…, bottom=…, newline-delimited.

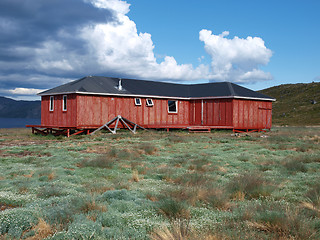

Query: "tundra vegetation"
left=0, top=127, right=319, bottom=239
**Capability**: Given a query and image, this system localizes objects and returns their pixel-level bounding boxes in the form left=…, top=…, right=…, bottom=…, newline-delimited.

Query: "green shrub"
left=295, top=143, right=310, bottom=152
left=258, top=160, right=275, bottom=172
left=43, top=204, right=74, bottom=227
left=42, top=197, right=88, bottom=227
left=140, top=142, right=157, bottom=155
left=283, top=158, right=307, bottom=173
left=305, top=183, right=320, bottom=208
left=296, top=153, right=320, bottom=163
left=174, top=172, right=209, bottom=187
left=157, top=198, right=190, bottom=220
left=167, top=135, right=186, bottom=143
left=0, top=208, right=38, bottom=238
left=268, top=135, right=294, bottom=143
left=37, top=184, right=64, bottom=198
left=205, top=188, right=230, bottom=209
left=238, top=153, right=250, bottom=162
left=227, top=172, right=273, bottom=199
left=98, top=209, right=126, bottom=228
left=103, top=226, right=149, bottom=240
left=79, top=154, right=115, bottom=169
left=117, top=148, right=133, bottom=160
left=65, top=215, right=103, bottom=239
left=192, top=158, right=210, bottom=172
left=251, top=201, right=319, bottom=239
left=99, top=189, right=142, bottom=203
left=0, top=191, right=35, bottom=207
left=161, top=187, right=199, bottom=206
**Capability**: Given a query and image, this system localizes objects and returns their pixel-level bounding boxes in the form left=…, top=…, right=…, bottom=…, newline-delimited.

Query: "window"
left=63, top=95, right=67, bottom=111
left=146, top=98, right=154, bottom=106
left=49, top=96, right=54, bottom=111
left=135, top=98, right=141, bottom=106
left=168, top=100, right=177, bottom=113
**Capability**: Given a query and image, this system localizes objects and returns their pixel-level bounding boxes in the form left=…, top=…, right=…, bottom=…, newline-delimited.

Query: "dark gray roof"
left=39, top=76, right=275, bottom=101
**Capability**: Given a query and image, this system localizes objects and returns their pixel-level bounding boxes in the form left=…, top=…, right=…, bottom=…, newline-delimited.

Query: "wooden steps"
left=187, top=126, right=211, bottom=133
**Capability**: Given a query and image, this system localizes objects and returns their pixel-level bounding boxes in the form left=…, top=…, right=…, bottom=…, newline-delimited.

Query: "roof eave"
left=232, top=96, right=276, bottom=102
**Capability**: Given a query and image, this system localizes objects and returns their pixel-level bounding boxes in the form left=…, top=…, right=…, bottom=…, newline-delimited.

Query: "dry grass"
left=82, top=199, right=107, bottom=213
left=150, top=220, right=219, bottom=240
left=139, top=142, right=158, bottom=155
left=48, top=171, right=55, bottom=181
left=131, top=169, right=140, bottom=182
left=26, top=218, right=53, bottom=240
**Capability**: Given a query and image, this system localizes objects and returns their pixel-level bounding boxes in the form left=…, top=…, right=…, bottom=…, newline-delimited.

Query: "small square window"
left=146, top=99, right=154, bottom=106
left=168, top=100, right=177, bottom=113
left=63, top=95, right=67, bottom=111
left=49, top=96, right=54, bottom=111
left=135, top=98, right=141, bottom=106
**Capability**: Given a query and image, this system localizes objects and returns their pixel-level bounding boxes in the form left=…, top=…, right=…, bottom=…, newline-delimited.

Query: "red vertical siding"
left=41, top=94, right=77, bottom=127
left=41, top=94, right=272, bottom=130
left=75, top=94, right=190, bottom=127
left=189, top=99, right=233, bottom=127
left=232, top=99, right=272, bottom=130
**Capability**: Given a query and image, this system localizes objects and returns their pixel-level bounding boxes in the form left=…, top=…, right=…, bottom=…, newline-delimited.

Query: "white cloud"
left=88, top=0, right=130, bottom=15
left=199, top=29, right=273, bottom=82
left=0, top=0, right=274, bottom=100
left=79, top=10, right=209, bottom=81
left=8, top=87, right=43, bottom=95
left=78, top=1, right=273, bottom=82
left=0, top=87, right=44, bottom=98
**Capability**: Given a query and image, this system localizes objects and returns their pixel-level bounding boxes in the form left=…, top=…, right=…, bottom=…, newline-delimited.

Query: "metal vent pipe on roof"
left=118, top=78, right=122, bottom=91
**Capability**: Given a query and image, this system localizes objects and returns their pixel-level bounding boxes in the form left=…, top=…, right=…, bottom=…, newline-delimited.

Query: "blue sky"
left=128, top=0, right=320, bottom=89
left=0, top=0, right=319, bottom=100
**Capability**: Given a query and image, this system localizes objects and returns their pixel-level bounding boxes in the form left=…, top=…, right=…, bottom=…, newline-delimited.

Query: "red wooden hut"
left=28, top=76, right=275, bottom=136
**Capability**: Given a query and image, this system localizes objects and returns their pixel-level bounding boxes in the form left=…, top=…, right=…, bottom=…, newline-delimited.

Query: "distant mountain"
left=0, top=96, right=41, bottom=118
left=259, top=82, right=320, bottom=126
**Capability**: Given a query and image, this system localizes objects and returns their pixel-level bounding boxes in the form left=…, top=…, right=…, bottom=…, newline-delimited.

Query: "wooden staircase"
left=187, top=126, right=211, bottom=133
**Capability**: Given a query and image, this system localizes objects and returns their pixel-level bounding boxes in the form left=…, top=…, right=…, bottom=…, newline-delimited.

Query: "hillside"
left=0, top=96, right=41, bottom=118
left=259, top=82, right=320, bottom=126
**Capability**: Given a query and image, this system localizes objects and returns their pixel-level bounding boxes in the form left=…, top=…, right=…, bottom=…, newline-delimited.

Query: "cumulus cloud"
left=8, top=88, right=43, bottom=95
left=80, top=13, right=209, bottom=81
left=0, top=0, right=273, bottom=99
left=88, top=0, right=130, bottom=14
left=199, top=29, right=273, bottom=82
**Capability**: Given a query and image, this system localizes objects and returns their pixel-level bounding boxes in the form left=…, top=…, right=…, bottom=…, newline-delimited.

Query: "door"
left=194, top=100, right=202, bottom=125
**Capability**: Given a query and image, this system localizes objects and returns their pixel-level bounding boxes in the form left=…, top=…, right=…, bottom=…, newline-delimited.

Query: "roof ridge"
left=227, top=82, right=236, bottom=96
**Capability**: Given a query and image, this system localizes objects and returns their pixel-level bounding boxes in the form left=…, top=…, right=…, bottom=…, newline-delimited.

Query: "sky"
left=0, top=0, right=319, bottom=100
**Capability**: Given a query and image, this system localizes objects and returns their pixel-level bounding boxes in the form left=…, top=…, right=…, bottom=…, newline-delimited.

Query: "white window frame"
left=62, top=95, right=67, bottom=111
left=135, top=98, right=141, bottom=106
left=146, top=98, right=154, bottom=107
left=168, top=100, right=178, bottom=113
left=49, top=96, right=54, bottom=111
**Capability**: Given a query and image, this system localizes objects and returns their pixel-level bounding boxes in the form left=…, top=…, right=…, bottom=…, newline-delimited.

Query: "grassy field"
left=0, top=128, right=319, bottom=239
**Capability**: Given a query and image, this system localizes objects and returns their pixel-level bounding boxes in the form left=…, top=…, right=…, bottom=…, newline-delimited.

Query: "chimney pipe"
left=118, top=78, right=122, bottom=91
